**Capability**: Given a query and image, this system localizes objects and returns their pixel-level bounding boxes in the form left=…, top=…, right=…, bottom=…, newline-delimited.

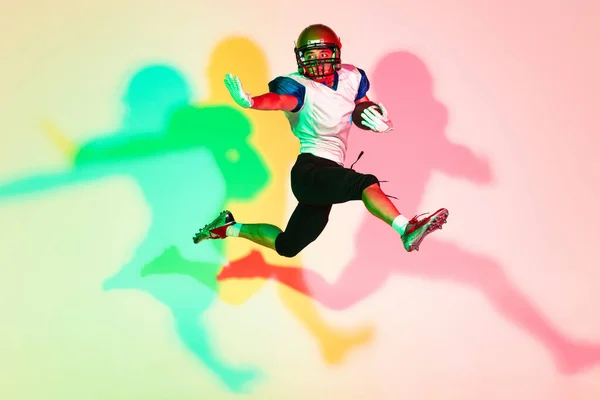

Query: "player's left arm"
left=354, top=68, right=393, bottom=133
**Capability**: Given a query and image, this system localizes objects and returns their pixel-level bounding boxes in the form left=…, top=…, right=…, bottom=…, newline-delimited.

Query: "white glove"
left=361, top=103, right=393, bottom=133
left=224, top=73, right=254, bottom=108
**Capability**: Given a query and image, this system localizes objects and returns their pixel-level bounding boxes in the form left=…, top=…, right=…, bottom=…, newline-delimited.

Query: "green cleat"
left=193, top=210, right=236, bottom=244
left=401, top=208, right=449, bottom=252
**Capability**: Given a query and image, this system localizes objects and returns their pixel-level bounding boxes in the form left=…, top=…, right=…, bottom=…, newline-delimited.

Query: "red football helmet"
left=294, top=24, right=342, bottom=79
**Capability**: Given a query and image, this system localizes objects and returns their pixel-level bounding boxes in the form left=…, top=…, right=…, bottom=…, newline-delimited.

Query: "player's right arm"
left=249, top=92, right=299, bottom=112
left=224, top=73, right=304, bottom=112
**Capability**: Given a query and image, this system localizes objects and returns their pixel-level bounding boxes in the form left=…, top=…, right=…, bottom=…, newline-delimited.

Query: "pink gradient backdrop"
left=1, top=1, right=599, bottom=399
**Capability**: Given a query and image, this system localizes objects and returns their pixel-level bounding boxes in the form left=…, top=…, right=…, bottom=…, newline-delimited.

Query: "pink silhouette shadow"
left=218, top=51, right=600, bottom=375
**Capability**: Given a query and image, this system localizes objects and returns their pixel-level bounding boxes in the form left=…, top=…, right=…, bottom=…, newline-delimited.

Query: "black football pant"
left=274, top=153, right=380, bottom=258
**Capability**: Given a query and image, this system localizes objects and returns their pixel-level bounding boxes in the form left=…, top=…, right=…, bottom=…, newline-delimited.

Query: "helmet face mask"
left=294, top=25, right=341, bottom=80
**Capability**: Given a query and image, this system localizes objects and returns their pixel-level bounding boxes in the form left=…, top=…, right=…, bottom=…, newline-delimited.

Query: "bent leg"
left=238, top=223, right=282, bottom=251
left=231, top=203, right=332, bottom=258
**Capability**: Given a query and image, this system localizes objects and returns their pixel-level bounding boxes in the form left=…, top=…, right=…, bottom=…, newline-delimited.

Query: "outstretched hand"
left=224, top=73, right=254, bottom=108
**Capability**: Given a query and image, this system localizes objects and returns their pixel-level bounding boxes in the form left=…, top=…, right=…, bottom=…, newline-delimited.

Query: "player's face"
left=305, top=48, right=334, bottom=79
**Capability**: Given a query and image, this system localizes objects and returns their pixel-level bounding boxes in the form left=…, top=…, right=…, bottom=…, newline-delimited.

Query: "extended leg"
left=361, top=182, right=449, bottom=252
left=361, top=182, right=400, bottom=225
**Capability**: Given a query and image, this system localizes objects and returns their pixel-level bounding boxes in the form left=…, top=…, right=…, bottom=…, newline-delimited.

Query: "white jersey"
left=270, top=64, right=368, bottom=166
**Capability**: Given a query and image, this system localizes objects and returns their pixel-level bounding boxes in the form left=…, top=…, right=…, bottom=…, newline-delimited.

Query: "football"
left=351, top=101, right=383, bottom=130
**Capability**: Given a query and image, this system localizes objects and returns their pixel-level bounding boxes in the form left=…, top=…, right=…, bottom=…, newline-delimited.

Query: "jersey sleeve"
left=355, top=68, right=370, bottom=101
left=268, top=76, right=305, bottom=112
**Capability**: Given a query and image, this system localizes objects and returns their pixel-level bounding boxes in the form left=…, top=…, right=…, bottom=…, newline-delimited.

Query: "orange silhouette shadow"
left=204, top=36, right=374, bottom=365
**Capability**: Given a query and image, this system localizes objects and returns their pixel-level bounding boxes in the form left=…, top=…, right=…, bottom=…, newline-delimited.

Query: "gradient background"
left=2, top=1, right=600, bottom=399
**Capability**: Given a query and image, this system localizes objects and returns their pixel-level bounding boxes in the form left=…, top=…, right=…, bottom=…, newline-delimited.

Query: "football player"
left=193, top=24, right=448, bottom=255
